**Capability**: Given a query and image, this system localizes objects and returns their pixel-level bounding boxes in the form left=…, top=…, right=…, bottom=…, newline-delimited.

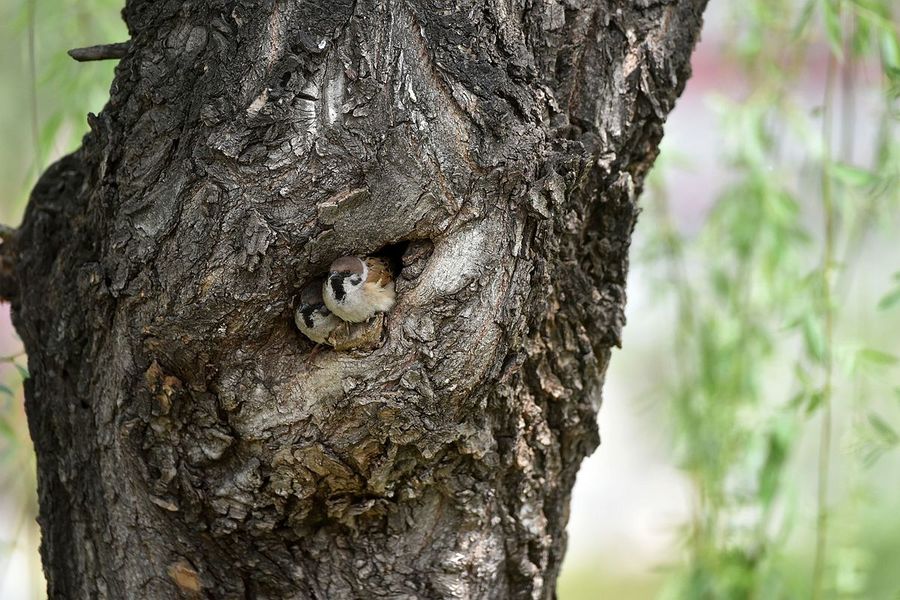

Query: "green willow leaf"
left=794, top=0, right=818, bottom=37
left=822, top=0, right=845, bottom=59
left=880, top=25, right=900, bottom=70
left=879, top=287, right=900, bottom=310
left=831, top=162, right=878, bottom=187
left=807, top=390, right=825, bottom=414
left=801, top=315, right=827, bottom=363
left=868, top=413, right=900, bottom=445
left=14, top=364, right=29, bottom=381
left=857, top=348, right=900, bottom=366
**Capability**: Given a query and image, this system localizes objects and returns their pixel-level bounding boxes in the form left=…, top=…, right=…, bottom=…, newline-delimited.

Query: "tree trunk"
left=5, top=0, right=706, bottom=597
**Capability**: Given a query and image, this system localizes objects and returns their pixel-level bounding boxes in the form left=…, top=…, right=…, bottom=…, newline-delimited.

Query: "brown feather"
left=364, top=257, right=393, bottom=286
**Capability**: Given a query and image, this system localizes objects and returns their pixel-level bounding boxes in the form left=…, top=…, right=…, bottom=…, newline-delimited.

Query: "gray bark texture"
left=4, top=0, right=706, bottom=597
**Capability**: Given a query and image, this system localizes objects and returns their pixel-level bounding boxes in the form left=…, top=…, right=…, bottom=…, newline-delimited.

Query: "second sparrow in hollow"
left=294, top=279, right=342, bottom=344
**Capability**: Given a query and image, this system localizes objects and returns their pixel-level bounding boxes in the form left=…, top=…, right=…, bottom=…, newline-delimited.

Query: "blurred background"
left=0, top=1, right=898, bottom=598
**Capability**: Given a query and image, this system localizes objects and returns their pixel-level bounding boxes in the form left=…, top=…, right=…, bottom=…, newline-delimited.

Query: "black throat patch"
left=329, top=275, right=346, bottom=302
left=300, top=305, right=317, bottom=328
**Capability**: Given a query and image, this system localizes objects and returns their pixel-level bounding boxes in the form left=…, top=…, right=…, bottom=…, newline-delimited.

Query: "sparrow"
left=294, top=280, right=342, bottom=345
left=323, top=255, right=395, bottom=323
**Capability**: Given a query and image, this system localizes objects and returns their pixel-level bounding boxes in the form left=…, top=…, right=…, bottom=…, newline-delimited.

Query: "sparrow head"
left=327, top=256, right=366, bottom=301
left=299, top=279, right=327, bottom=307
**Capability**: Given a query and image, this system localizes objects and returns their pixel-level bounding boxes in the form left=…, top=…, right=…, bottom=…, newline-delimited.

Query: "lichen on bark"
left=7, top=0, right=706, bottom=597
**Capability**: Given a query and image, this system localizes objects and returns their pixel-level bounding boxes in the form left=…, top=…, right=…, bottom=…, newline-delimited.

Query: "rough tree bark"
left=2, top=0, right=706, bottom=597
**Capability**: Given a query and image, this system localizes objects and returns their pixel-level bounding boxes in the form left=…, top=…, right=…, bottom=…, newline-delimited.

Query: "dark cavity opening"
left=372, top=240, right=411, bottom=276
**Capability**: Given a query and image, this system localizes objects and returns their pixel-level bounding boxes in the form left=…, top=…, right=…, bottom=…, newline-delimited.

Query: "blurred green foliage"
left=563, top=0, right=899, bottom=597
left=644, top=0, right=900, bottom=598
left=0, top=0, right=125, bottom=221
